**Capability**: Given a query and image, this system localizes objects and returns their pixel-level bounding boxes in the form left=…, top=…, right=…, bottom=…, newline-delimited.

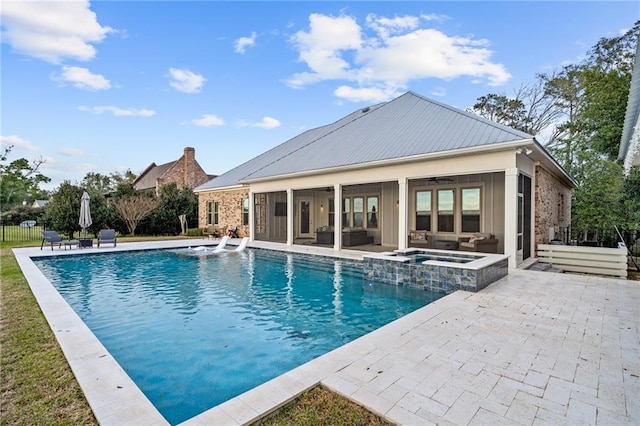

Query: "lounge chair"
left=41, top=230, right=79, bottom=250
left=190, top=235, right=230, bottom=253
left=97, top=229, right=117, bottom=248
left=233, top=237, right=249, bottom=252
left=216, top=237, right=249, bottom=254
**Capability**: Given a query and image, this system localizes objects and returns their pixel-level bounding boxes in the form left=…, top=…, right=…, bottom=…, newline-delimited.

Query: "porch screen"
left=461, top=188, right=480, bottom=233
left=415, top=191, right=431, bottom=231
left=437, top=189, right=454, bottom=232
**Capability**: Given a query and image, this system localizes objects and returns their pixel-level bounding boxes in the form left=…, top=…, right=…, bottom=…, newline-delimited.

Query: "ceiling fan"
left=426, top=177, right=454, bottom=184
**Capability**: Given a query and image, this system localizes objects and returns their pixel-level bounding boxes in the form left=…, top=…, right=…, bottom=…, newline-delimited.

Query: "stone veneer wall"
left=362, top=257, right=509, bottom=294
left=535, top=166, right=572, bottom=247
left=198, top=188, right=250, bottom=237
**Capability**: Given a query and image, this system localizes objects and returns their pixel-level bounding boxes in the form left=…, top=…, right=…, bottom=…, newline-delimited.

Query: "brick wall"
left=198, top=188, right=250, bottom=237
left=535, top=165, right=572, bottom=246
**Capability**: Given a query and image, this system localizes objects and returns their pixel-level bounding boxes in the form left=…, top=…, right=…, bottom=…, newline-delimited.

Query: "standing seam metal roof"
left=195, top=91, right=534, bottom=191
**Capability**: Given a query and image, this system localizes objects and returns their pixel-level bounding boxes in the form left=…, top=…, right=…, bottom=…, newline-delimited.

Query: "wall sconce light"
left=320, top=204, right=324, bottom=209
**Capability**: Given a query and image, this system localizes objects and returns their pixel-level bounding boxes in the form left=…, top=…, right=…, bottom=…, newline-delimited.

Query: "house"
left=30, top=200, right=49, bottom=208
left=133, top=147, right=214, bottom=196
left=194, top=91, right=575, bottom=268
left=619, top=41, right=640, bottom=175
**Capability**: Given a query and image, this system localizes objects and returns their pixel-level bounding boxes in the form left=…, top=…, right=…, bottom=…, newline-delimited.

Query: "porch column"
left=334, top=184, right=342, bottom=250
left=249, top=190, right=255, bottom=242
left=504, top=168, right=518, bottom=269
left=398, top=178, right=408, bottom=250
left=286, top=188, right=294, bottom=246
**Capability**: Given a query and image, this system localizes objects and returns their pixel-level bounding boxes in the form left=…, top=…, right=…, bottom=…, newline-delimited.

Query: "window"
left=342, top=198, right=351, bottom=228
left=254, top=194, right=266, bottom=234
left=213, top=201, right=219, bottom=225
left=461, top=188, right=481, bottom=233
left=241, top=198, right=249, bottom=226
left=206, top=201, right=213, bottom=225
left=367, top=196, right=378, bottom=228
left=353, top=197, right=364, bottom=227
left=329, top=198, right=335, bottom=227
left=437, top=189, right=454, bottom=232
left=415, top=191, right=431, bottom=231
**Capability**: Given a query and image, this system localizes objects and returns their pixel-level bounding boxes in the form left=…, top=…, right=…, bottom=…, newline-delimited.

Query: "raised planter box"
left=537, top=244, right=627, bottom=278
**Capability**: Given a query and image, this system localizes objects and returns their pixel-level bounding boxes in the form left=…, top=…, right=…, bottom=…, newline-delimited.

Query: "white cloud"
left=1, top=134, right=38, bottom=152
left=287, top=13, right=511, bottom=103
left=333, top=86, right=400, bottom=103
left=237, top=117, right=281, bottom=129
left=168, top=68, right=206, bottom=93
left=235, top=32, right=257, bottom=54
left=189, top=114, right=225, bottom=127
left=52, top=66, right=111, bottom=90
left=252, top=117, right=281, bottom=129
left=287, top=13, right=363, bottom=88
left=78, top=106, right=156, bottom=117
left=58, top=147, right=86, bottom=157
left=0, top=0, right=113, bottom=64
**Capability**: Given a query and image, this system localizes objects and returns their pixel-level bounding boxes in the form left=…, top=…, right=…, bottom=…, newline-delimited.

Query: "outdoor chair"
left=458, top=233, right=499, bottom=253
left=41, top=230, right=79, bottom=250
left=97, top=229, right=117, bottom=248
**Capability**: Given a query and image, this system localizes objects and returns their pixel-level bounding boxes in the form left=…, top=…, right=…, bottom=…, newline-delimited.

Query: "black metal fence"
left=1, top=223, right=47, bottom=242
left=565, top=227, right=640, bottom=258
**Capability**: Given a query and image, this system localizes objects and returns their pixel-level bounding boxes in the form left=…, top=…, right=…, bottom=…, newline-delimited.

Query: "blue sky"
left=1, top=1, right=638, bottom=191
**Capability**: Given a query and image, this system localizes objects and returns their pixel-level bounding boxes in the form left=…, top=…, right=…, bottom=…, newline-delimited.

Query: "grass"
left=0, top=241, right=98, bottom=425
left=259, top=386, right=393, bottom=426
left=1, top=239, right=638, bottom=425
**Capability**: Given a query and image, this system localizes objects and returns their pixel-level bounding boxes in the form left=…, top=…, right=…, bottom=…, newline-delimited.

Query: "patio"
left=13, top=240, right=640, bottom=425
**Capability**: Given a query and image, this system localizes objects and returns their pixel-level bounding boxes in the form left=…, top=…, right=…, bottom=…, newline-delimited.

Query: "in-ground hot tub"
left=362, top=248, right=509, bottom=293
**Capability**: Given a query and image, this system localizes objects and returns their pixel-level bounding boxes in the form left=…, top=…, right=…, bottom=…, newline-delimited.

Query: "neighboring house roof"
left=31, top=200, right=49, bottom=208
left=618, top=40, right=640, bottom=174
left=133, top=162, right=175, bottom=191
left=195, top=91, right=568, bottom=191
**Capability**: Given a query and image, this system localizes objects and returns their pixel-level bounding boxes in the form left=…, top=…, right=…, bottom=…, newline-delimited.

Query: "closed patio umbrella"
left=79, top=191, right=92, bottom=239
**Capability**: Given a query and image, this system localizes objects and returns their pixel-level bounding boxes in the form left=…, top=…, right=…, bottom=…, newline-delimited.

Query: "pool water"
left=34, top=249, right=443, bottom=425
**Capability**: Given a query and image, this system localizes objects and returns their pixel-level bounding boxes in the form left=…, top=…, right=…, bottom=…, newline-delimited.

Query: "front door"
left=298, top=198, right=313, bottom=238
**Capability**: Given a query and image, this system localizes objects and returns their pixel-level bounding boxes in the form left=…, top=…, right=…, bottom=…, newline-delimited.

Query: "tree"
left=145, top=183, right=198, bottom=235
left=467, top=74, right=565, bottom=136
left=0, top=146, right=51, bottom=210
left=43, top=182, right=84, bottom=238
left=112, top=195, right=160, bottom=236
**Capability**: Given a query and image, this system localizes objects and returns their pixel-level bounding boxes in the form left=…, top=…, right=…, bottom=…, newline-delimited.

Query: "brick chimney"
left=183, top=147, right=195, bottom=187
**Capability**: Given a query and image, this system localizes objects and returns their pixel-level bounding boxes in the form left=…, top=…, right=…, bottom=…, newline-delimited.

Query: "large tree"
left=0, top=146, right=50, bottom=210
left=43, top=182, right=84, bottom=238
left=112, top=195, right=160, bottom=236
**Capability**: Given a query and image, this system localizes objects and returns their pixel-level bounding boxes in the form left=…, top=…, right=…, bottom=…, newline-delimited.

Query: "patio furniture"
left=408, top=230, right=433, bottom=249
left=41, top=230, right=79, bottom=250
left=315, top=228, right=373, bottom=246
left=433, top=240, right=459, bottom=250
left=97, top=229, right=117, bottom=248
left=458, top=233, right=499, bottom=253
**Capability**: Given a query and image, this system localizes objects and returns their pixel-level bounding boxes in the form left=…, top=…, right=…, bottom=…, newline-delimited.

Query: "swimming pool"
left=33, top=248, right=443, bottom=424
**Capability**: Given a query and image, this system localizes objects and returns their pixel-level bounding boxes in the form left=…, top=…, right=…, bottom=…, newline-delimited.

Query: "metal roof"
left=195, top=91, right=535, bottom=191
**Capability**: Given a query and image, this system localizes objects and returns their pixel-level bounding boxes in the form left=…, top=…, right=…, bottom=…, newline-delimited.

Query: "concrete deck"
left=14, top=239, right=640, bottom=425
